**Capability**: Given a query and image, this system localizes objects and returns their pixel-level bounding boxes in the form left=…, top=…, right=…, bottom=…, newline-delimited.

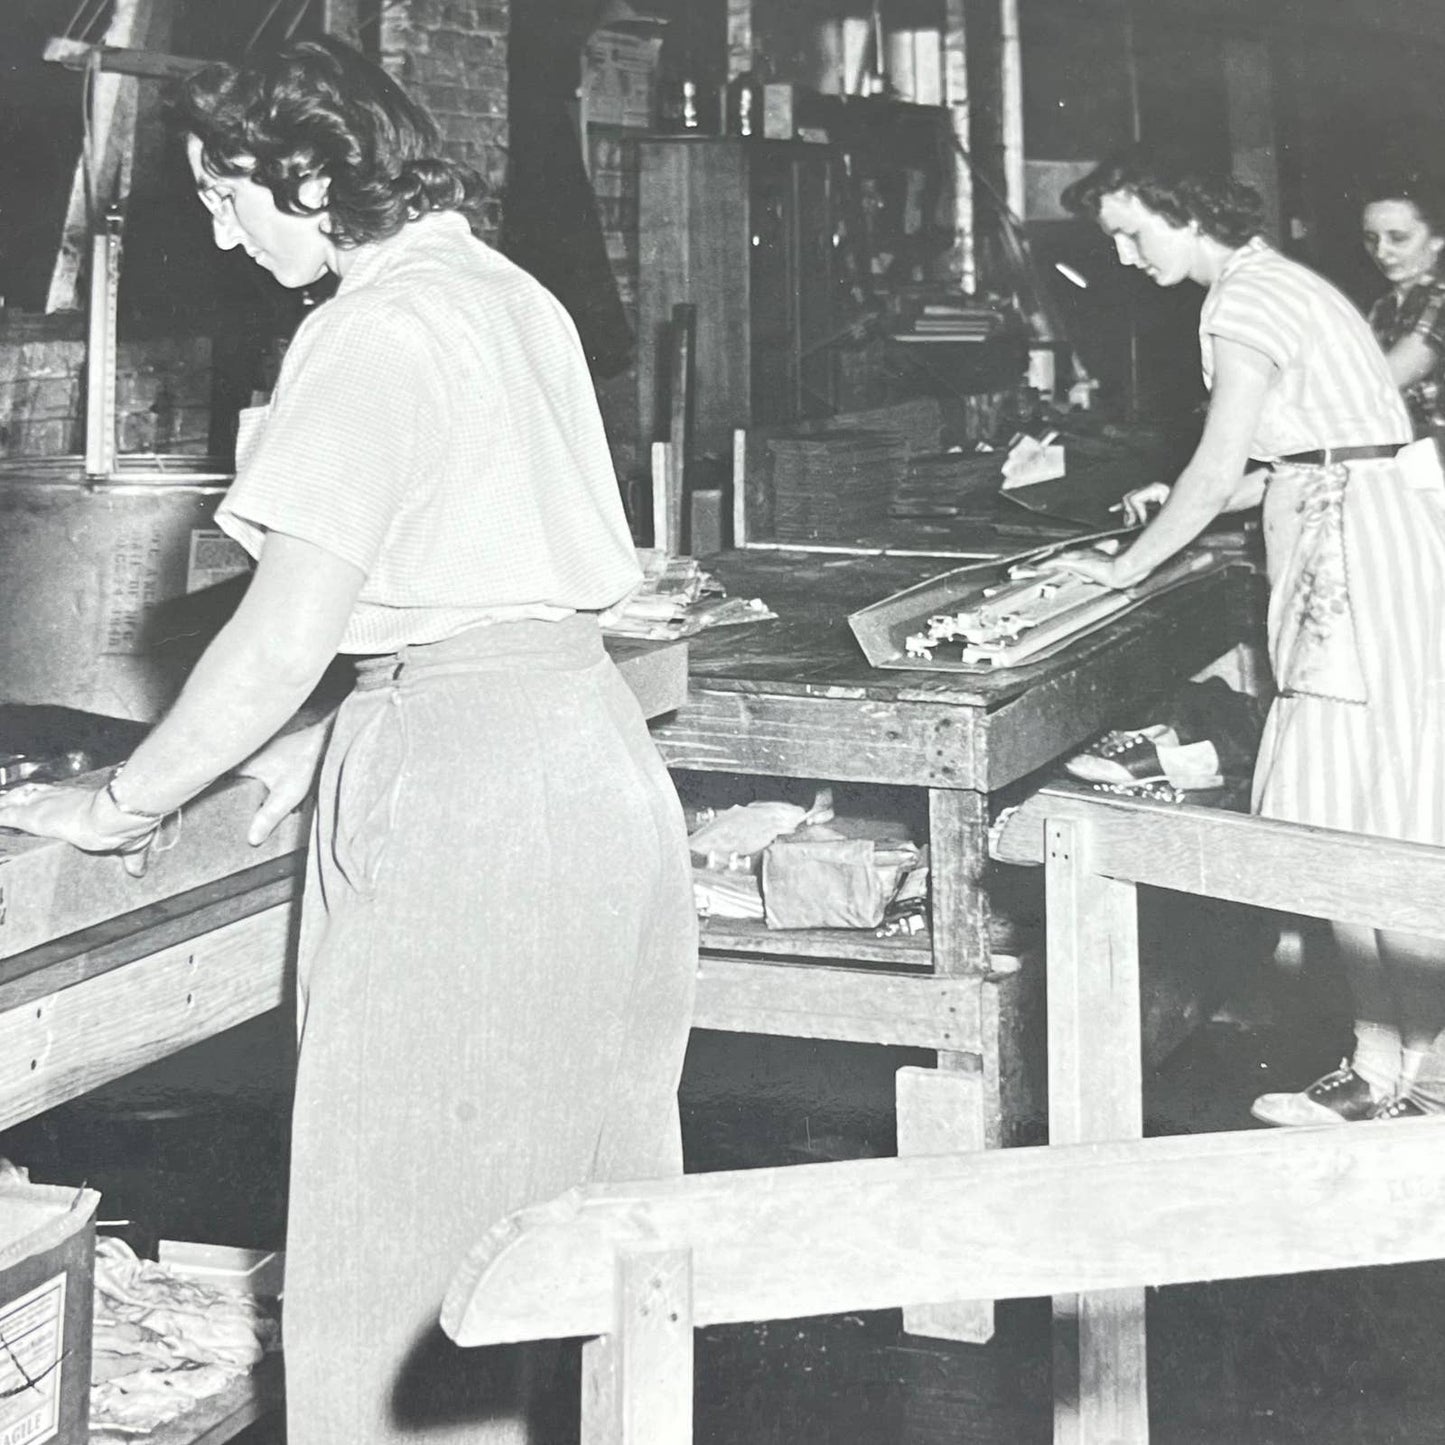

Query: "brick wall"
left=0, top=317, right=212, bottom=460
left=1, top=7, right=511, bottom=464
left=379, top=0, right=511, bottom=241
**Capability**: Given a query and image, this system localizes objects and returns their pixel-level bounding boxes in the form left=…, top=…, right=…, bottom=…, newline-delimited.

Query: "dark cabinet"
left=636, top=137, right=840, bottom=459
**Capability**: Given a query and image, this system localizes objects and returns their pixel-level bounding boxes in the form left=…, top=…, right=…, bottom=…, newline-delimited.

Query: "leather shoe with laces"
left=1250, top=1062, right=1383, bottom=1127
left=1371, top=1093, right=1428, bottom=1120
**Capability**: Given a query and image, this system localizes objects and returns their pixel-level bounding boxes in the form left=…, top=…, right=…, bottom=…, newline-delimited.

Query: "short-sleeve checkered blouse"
left=216, top=211, right=642, bottom=654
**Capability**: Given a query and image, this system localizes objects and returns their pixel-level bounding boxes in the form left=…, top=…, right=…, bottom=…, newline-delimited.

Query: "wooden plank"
left=0, top=855, right=300, bottom=1009
left=45, top=0, right=160, bottom=312
left=1046, top=817, right=1146, bottom=1445
left=694, top=955, right=984, bottom=1049
left=43, top=36, right=206, bottom=80
left=650, top=441, right=673, bottom=554
left=580, top=1251, right=694, bottom=1445
left=992, top=953, right=1046, bottom=1149
left=1045, top=818, right=1142, bottom=1143
left=651, top=690, right=981, bottom=786
left=97, top=1355, right=283, bottom=1445
left=636, top=141, right=751, bottom=458
left=699, top=916, right=931, bottom=966
left=928, top=788, right=991, bottom=972
left=603, top=636, right=689, bottom=719
left=0, top=774, right=305, bottom=962
left=0, top=903, right=291, bottom=1132
left=896, top=1066, right=993, bottom=1343
left=441, top=1118, right=1445, bottom=1347
left=994, top=787, right=1445, bottom=938
left=666, top=304, right=696, bottom=555
left=698, top=916, right=1028, bottom=966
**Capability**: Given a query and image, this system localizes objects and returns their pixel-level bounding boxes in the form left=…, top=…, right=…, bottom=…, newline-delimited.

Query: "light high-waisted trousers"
left=282, top=614, right=697, bottom=1443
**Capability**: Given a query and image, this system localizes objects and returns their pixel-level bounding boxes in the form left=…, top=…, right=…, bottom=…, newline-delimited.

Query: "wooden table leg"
left=582, top=1249, right=694, bottom=1444
left=1046, top=815, right=1147, bottom=1444
left=899, top=789, right=996, bottom=1342
left=929, top=788, right=992, bottom=974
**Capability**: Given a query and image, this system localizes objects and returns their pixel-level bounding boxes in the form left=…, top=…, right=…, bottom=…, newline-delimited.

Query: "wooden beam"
left=43, top=36, right=206, bottom=80
left=694, top=956, right=985, bottom=1049
left=897, top=1066, right=994, bottom=1343
left=581, top=1251, right=694, bottom=1444
left=1046, top=816, right=1147, bottom=1444
left=441, top=1119, right=1445, bottom=1347
left=45, top=0, right=180, bottom=313
left=0, top=902, right=292, bottom=1132
left=651, top=690, right=982, bottom=787
left=993, top=787, right=1445, bottom=938
left=0, top=774, right=306, bottom=964
left=0, top=856, right=300, bottom=1012
left=929, top=787, right=992, bottom=972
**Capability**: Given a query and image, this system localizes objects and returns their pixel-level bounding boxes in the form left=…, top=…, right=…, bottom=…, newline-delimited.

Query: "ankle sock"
left=1350, top=1022, right=1401, bottom=1098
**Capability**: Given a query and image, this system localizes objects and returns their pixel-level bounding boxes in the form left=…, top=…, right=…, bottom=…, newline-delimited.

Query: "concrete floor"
left=3, top=944, right=1443, bottom=1443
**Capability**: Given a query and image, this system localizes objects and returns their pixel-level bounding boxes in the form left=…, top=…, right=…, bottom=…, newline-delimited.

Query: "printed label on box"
left=187, top=527, right=252, bottom=594
left=100, top=526, right=164, bottom=656
left=0, top=1271, right=66, bottom=1445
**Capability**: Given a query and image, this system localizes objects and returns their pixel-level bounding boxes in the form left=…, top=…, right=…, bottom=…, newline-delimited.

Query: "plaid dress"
left=1368, top=273, right=1445, bottom=440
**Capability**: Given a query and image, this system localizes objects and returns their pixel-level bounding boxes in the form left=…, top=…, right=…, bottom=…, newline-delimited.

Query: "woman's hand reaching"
left=238, top=718, right=332, bottom=846
left=1054, top=548, right=1130, bottom=590
left=1117, top=481, right=1171, bottom=527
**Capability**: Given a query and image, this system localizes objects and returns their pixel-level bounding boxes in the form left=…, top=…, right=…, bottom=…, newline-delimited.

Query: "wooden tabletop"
left=685, top=546, right=1254, bottom=705
left=652, top=541, right=1261, bottom=792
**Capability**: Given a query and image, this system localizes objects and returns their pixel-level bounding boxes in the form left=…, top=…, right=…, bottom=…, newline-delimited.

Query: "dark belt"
left=1274, top=443, right=1404, bottom=467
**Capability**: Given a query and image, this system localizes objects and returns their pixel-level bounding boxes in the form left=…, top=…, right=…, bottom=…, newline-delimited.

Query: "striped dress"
left=1201, top=240, right=1445, bottom=845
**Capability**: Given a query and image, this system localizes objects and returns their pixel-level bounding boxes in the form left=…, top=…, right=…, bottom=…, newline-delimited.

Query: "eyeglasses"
left=197, top=183, right=236, bottom=221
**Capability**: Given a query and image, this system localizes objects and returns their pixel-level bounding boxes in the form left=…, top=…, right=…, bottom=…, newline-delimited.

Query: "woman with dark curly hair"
left=1061, top=148, right=1445, bottom=1128
left=0, top=35, right=696, bottom=1443
left=1361, top=175, right=1445, bottom=442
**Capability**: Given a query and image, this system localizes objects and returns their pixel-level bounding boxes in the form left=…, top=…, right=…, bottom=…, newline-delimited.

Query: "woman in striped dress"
left=1060, top=149, right=1445, bottom=1124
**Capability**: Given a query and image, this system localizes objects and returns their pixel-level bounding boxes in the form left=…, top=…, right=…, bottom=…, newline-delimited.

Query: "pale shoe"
left=1250, top=1062, right=1383, bottom=1127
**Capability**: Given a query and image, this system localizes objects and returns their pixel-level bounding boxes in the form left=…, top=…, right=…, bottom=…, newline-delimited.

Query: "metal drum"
left=0, top=455, right=248, bottom=722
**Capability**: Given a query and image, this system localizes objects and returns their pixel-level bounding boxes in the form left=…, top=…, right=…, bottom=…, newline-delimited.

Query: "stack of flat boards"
left=890, top=451, right=1005, bottom=520
left=767, top=429, right=909, bottom=544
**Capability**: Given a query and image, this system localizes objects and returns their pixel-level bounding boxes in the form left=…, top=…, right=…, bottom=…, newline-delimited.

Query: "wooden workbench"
left=657, top=546, right=1261, bottom=1221
left=0, top=559, right=1259, bottom=1366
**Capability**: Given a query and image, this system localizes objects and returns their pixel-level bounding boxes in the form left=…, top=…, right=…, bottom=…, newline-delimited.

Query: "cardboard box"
left=0, top=462, right=247, bottom=722
left=0, top=1183, right=100, bottom=1445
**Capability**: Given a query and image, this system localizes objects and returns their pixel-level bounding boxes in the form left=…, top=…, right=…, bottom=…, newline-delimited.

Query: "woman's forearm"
left=1113, top=335, right=1275, bottom=587
left=1224, top=466, right=1268, bottom=513
left=110, top=532, right=366, bottom=816
left=1112, top=467, right=1232, bottom=585
left=115, top=624, right=334, bottom=814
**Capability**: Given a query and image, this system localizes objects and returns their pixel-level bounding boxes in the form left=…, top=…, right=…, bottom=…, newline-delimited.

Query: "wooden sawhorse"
left=442, top=790, right=1445, bottom=1442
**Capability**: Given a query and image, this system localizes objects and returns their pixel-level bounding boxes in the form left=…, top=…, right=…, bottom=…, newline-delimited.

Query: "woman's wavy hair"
left=1358, top=173, right=1445, bottom=239
left=1062, top=147, right=1266, bottom=247
left=175, top=36, right=486, bottom=247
